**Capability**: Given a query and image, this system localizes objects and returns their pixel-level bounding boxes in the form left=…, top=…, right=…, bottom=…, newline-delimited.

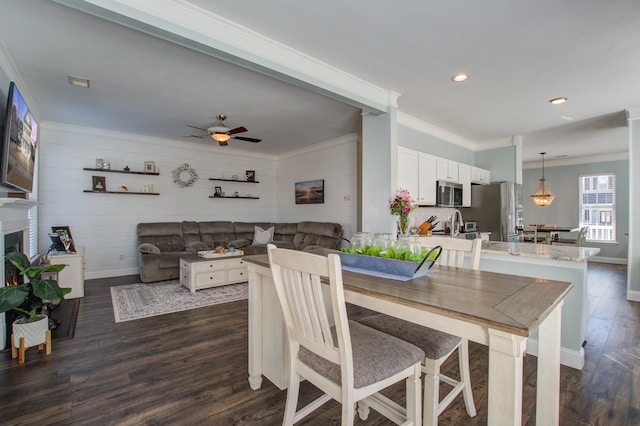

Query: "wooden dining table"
left=244, top=254, right=572, bottom=426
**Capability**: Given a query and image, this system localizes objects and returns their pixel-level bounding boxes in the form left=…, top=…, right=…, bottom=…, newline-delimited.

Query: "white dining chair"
left=522, top=225, right=540, bottom=243
left=267, top=244, right=424, bottom=425
left=552, top=226, right=589, bottom=247
left=360, top=236, right=480, bottom=425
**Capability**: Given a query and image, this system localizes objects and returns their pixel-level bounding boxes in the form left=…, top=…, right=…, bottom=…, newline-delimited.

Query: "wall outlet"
left=118, top=254, right=124, bottom=261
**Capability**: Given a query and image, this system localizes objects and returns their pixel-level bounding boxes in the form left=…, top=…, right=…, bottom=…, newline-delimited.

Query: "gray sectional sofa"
left=137, top=221, right=343, bottom=283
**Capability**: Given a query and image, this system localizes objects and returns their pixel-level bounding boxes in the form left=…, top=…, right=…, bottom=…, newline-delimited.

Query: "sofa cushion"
left=293, top=221, right=343, bottom=250
left=234, top=222, right=273, bottom=242
left=252, top=225, right=275, bottom=246
left=137, top=222, right=186, bottom=252
left=198, top=221, right=236, bottom=248
left=157, top=252, right=184, bottom=269
left=139, top=243, right=161, bottom=254
left=188, top=241, right=210, bottom=251
left=182, top=221, right=202, bottom=247
left=228, top=239, right=250, bottom=249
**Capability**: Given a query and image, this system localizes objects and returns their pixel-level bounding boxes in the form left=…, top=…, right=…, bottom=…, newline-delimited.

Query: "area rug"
left=110, top=280, right=248, bottom=323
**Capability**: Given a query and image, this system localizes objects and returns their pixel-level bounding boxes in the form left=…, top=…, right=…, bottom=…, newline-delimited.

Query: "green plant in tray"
left=340, top=244, right=434, bottom=263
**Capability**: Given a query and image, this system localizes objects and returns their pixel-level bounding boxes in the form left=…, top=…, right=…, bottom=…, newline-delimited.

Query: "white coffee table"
left=179, top=253, right=247, bottom=293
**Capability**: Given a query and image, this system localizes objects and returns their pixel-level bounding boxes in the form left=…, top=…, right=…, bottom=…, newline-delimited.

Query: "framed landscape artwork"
left=295, top=179, right=324, bottom=204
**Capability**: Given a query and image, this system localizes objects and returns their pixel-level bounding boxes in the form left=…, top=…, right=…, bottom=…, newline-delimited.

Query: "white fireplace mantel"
left=0, top=197, right=37, bottom=350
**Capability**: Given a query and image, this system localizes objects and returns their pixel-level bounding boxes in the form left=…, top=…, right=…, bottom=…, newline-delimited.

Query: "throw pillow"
left=139, top=243, right=161, bottom=254
left=252, top=225, right=275, bottom=246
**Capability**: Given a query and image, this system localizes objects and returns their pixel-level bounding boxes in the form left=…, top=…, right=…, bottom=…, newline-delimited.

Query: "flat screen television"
left=0, top=82, right=37, bottom=193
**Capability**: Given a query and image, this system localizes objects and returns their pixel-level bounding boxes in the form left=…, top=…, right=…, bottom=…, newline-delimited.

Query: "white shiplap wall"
left=38, top=123, right=279, bottom=279
left=276, top=133, right=358, bottom=241
left=38, top=124, right=357, bottom=279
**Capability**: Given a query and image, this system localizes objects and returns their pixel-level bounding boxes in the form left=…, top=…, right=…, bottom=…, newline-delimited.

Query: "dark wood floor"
left=0, top=263, right=637, bottom=425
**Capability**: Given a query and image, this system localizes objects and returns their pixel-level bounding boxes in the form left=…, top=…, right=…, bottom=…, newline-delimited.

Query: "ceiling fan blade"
left=185, top=124, right=209, bottom=131
left=182, top=134, right=206, bottom=139
left=228, top=126, right=248, bottom=135
left=233, top=136, right=261, bottom=143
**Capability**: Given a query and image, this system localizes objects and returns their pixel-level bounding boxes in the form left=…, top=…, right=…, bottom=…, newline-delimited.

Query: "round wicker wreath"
left=172, top=163, right=199, bottom=188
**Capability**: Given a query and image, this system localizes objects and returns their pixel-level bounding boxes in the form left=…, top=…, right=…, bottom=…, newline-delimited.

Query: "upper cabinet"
left=436, top=158, right=459, bottom=183
left=458, top=164, right=472, bottom=207
left=397, top=147, right=437, bottom=205
left=471, top=166, right=491, bottom=185
left=397, top=148, right=491, bottom=206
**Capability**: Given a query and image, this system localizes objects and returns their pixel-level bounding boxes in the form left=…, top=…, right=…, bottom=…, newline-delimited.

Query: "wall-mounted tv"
left=0, top=82, right=37, bottom=193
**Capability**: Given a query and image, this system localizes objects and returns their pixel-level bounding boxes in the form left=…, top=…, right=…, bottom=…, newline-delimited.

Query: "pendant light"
left=531, top=152, right=555, bottom=206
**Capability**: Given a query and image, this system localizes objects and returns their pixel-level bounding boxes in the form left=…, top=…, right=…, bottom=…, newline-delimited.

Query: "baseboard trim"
left=590, top=256, right=627, bottom=265
left=627, top=290, right=640, bottom=302
left=526, top=339, right=585, bottom=370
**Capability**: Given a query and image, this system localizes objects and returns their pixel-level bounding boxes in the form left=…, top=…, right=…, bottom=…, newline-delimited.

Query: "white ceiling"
left=1, top=0, right=639, bottom=162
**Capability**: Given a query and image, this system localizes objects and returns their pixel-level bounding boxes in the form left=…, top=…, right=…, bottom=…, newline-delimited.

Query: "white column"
left=627, top=109, right=640, bottom=300
left=361, top=92, right=399, bottom=235
left=536, top=302, right=563, bottom=425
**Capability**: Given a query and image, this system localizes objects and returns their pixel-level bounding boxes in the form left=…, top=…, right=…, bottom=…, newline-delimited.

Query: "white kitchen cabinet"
left=47, top=247, right=85, bottom=299
left=397, top=147, right=419, bottom=199
left=471, top=167, right=491, bottom=185
left=418, top=153, right=437, bottom=205
left=458, top=164, right=472, bottom=207
left=436, top=158, right=459, bottom=183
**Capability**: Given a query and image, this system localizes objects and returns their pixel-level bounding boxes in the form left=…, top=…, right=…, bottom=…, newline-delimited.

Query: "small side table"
left=47, top=246, right=85, bottom=298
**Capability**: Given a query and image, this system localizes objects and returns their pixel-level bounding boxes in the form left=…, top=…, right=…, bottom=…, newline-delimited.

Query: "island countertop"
left=480, top=241, right=600, bottom=262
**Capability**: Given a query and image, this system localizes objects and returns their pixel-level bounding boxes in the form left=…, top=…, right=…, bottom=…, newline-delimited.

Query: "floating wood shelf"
left=209, top=178, right=259, bottom=184
left=83, top=167, right=159, bottom=176
left=83, top=190, right=159, bottom=195
left=209, top=195, right=259, bottom=200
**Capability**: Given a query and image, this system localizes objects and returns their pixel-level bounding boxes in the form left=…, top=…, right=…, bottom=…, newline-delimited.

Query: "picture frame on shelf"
left=246, top=170, right=255, bottom=182
left=214, top=186, right=223, bottom=197
left=51, top=226, right=76, bottom=253
left=144, top=161, right=156, bottom=173
left=295, top=179, right=324, bottom=205
left=92, top=176, right=106, bottom=192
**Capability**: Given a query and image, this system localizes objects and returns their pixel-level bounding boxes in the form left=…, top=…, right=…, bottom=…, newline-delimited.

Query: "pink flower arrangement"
left=389, top=188, right=416, bottom=234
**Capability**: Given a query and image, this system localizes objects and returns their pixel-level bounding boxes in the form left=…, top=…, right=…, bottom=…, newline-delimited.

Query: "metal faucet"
left=450, top=209, right=463, bottom=238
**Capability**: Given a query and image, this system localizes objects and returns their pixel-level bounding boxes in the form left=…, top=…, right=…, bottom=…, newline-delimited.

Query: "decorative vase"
left=12, top=314, right=48, bottom=348
left=398, top=215, right=409, bottom=236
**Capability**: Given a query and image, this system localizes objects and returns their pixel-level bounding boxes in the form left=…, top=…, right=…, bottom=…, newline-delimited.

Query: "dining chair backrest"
left=419, top=236, right=481, bottom=270
left=523, top=225, right=538, bottom=243
left=267, top=244, right=348, bottom=370
left=576, top=226, right=589, bottom=247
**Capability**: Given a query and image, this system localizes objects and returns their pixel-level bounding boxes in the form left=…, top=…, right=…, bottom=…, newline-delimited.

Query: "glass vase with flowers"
left=389, top=188, right=417, bottom=236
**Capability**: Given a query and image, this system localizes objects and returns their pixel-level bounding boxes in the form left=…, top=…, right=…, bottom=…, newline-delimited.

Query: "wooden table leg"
left=536, top=302, right=563, bottom=426
left=488, top=329, right=527, bottom=425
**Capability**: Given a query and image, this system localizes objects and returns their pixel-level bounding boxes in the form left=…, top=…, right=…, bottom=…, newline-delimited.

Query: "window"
left=579, top=173, right=615, bottom=242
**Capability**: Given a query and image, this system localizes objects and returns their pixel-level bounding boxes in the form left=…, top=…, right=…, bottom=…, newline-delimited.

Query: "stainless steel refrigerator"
left=462, top=181, right=524, bottom=242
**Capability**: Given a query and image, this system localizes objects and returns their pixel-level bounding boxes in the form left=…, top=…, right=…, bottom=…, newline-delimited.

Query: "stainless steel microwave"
left=436, top=181, right=463, bottom=207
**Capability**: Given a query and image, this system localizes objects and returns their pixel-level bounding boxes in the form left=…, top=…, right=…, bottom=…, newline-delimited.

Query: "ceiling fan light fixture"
left=531, top=152, right=555, bottom=206
left=451, top=73, right=469, bottom=82
left=212, top=133, right=231, bottom=142
left=549, top=97, right=567, bottom=105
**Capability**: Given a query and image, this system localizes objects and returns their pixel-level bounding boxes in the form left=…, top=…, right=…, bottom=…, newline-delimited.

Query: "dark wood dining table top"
left=244, top=254, right=573, bottom=338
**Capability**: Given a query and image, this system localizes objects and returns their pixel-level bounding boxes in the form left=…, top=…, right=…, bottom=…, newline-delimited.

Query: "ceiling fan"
left=184, top=114, right=262, bottom=146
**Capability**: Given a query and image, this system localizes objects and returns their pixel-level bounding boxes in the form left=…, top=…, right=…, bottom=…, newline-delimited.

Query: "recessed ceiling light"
left=451, top=73, right=469, bottom=82
left=69, top=75, right=90, bottom=88
left=549, top=97, right=567, bottom=105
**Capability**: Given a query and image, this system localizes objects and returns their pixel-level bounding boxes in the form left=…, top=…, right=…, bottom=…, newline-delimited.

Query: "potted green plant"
left=0, top=252, right=70, bottom=359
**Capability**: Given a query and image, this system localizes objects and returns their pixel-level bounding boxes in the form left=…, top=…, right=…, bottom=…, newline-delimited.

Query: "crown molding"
left=397, top=112, right=476, bottom=150
left=55, top=0, right=392, bottom=114
left=522, top=151, right=628, bottom=169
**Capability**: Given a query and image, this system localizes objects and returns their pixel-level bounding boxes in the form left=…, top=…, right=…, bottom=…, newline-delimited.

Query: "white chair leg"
left=357, top=401, right=371, bottom=420
left=342, top=400, right=355, bottom=426
left=284, top=371, right=300, bottom=426
left=459, top=340, right=477, bottom=417
left=423, top=357, right=439, bottom=426
left=407, top=363, right=422, bottom=425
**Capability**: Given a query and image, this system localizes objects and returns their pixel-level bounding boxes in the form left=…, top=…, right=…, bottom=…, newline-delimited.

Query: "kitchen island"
left=420, top=237, right=600, bottom=370
left=245, top=254, right=572, bottom=425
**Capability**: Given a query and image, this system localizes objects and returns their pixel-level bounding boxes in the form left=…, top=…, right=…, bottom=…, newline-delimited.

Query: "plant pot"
left=12, top=314, right=48, bottom=348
